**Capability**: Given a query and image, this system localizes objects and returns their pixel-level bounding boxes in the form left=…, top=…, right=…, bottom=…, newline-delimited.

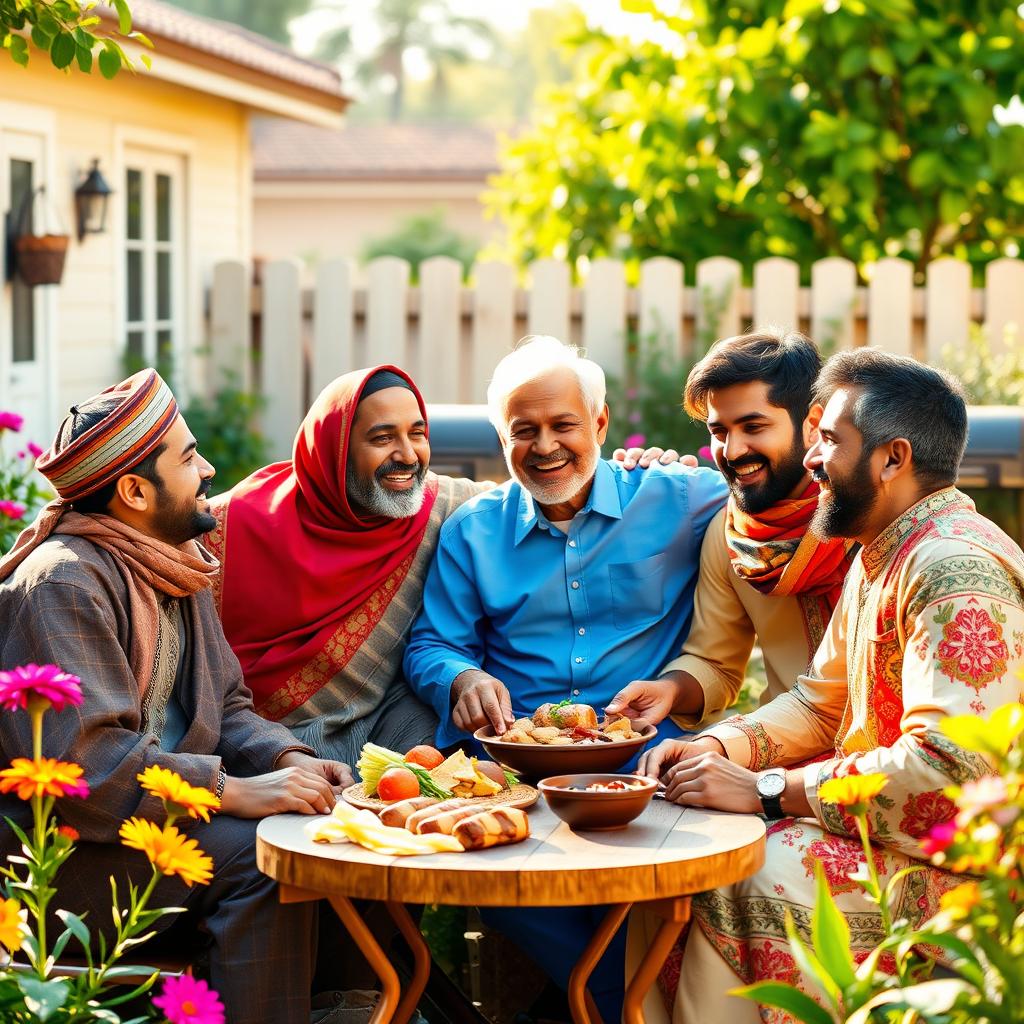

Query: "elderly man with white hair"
left=403, top=336, right=728, bottom=1020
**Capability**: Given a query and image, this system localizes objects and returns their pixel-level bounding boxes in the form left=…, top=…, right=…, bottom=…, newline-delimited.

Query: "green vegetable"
left=356, top=742, right=451, bottom=799
left=502, top=766, right=520, bottom=789
left=548, top=697, right=573, bottom=727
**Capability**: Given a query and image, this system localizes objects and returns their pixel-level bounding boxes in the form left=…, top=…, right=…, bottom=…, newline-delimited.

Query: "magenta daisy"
left=152, top=975, right=225, bottom=1024
left=0, top=664, right=84, bottom=713
left=0, top=500, right=27, bottom=520
left=0, top=411, right=23, bottom=432
left=26, top=441, right=44, bottom=459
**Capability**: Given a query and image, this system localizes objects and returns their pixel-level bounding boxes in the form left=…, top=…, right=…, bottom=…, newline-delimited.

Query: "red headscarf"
left=207, top=366, right=438, bottom=719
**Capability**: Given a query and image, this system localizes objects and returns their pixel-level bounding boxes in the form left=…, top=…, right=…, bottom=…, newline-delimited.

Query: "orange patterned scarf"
left=723, top=481, right=857, bottom=613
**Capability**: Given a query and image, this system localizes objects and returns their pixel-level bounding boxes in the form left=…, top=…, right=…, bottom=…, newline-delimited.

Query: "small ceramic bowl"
left=475, top=724, right=656, bottom=781
left=538, top=773, right=658, bottom=831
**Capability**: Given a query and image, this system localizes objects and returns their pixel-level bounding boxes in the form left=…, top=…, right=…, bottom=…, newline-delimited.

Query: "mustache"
left=812, top=468, right=830, bottom=485
left=722, top=455, right=765, bottom=472
left=525, top=448, right=576, bottom=468
left=374, top=459, right=425, bottom=482
left=196, top=478, right=212, bottom=498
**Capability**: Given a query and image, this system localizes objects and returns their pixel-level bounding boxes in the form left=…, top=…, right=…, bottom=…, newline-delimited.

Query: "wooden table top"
left=257, top=798, right=766, bottom=907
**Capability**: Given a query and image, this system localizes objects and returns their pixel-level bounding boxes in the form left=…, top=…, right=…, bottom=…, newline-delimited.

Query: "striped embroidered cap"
left=37, top=370, right=179, bottom=501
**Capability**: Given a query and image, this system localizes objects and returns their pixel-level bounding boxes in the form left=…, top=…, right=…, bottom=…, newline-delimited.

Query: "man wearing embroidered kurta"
left=639, top=348, right=1024, bottom=1024
left=605, top=328, right=856, bottom=731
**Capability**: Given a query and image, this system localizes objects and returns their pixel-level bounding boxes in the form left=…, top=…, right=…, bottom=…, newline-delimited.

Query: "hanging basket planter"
left=9, top=185, right=70, bottom=287
left=14, top=233, right=69, bottom=287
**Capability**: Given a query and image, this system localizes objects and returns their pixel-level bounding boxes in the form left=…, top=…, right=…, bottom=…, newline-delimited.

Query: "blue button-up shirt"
left=403, top=459, right=728, bottom=747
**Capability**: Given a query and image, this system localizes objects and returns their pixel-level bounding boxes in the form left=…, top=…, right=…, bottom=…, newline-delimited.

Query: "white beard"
left=506, top=442, right=601, bottom=508
left=346, top=472, right=426, bottom=519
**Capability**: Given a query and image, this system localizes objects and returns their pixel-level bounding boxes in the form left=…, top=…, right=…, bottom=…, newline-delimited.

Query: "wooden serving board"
left=341, top=782, right=539, bottom=813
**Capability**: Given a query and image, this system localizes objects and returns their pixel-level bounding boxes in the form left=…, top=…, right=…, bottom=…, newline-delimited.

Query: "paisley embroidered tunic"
left=655, top=488, right=1024, bottom=1023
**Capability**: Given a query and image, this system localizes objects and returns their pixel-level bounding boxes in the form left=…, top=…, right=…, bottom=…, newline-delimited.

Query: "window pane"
left=126, top=169, right=142, bottom=240
left=156, top=251, right=171, bottom=320
left=126, top=249, right=143, bottom=323
left=126, top=330, right=145, bottom=362
left=156, top=173, right=171, bottom=242
left=156, top=328, right=173, bottom=371
left=10, top=159, right=35, bottom=363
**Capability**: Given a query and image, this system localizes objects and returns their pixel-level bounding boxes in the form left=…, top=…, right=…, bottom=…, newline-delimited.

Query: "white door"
left=1, top=129, right=53, bottom=449
left=122, top=148, right=186, bottom=394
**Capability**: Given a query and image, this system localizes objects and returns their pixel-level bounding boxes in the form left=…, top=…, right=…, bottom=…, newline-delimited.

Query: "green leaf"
left=868, top=47, right=896, bottom=76
left=112, top=0, right=132, bottom=35
left=908, top=151, right=944, bottom=189
left=75, top=43, right=93, bottom=73
left=784, top=912, right=841, bottom=1009
left=731, top=982, right=834, bottom=1024
left=846, top=978, right=972, bottom=1024
left=55, top=909, right=91, bottom=951
left=838, top=47, right=868, bottom=78
left=9, top=34, right=28, bottom=67
left=30, top=24, right=52, bottom=51
left=939, top=189, right=969, bottom=225
left=98, top=47, right=121, bottom=79
left=811, top=863, right=856, bottom=990
left=17, top=976, right=70, bottom=1023
left=50, top=32, right=76, bottom=70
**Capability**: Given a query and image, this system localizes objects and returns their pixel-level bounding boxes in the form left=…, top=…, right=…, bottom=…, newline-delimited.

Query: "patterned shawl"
left=724, top=480, right=857, bottom=615
left=206, top=366, right=438, bottom=721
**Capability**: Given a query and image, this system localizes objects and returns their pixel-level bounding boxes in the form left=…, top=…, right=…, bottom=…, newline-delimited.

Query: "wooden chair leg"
left=566, top=903, right=632, bottom=1024
left=328, top=896, right=401, bottom=1024
left=386, top=902, right=431, bottom=1024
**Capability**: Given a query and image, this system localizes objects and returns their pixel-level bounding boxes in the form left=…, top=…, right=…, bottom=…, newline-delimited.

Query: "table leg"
left=621, top=897, right=691, bottom=1024
left=386, top=902, right=431, bottom=1024
left=566, top=902, right=632, bottom=1024
left=328, top=895, right=402, bottom=1024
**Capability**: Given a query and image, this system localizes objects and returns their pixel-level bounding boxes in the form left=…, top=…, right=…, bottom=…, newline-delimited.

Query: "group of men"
left=1, top=329, right=1022, bottom=1024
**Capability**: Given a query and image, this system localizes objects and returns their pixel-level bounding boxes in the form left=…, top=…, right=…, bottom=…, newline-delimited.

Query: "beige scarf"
left=0, top=501, right=219, bottom=696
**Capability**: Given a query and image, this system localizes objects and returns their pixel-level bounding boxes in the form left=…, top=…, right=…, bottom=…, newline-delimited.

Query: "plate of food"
left=474, top=701, right=656, bottom=779
left=343, top=742, right=538, bottom=812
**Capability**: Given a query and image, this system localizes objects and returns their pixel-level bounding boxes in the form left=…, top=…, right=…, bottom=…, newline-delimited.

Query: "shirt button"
left=572, top=689, right=580, bottom=696
left=568, top=540, right=577, bottom=548
left=578, top=627, right=585, bottom=636
left=574, top=656, right=584, bottom=664
left=571, top=581, right=580, bottom=590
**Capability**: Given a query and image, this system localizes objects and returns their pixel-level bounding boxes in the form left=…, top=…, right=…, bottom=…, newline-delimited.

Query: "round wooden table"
left=257, top=797, right=765, bottom=1024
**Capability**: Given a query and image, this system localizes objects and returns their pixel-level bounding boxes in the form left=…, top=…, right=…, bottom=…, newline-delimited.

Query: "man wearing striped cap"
left=0, top=370, right=352, bottom=1024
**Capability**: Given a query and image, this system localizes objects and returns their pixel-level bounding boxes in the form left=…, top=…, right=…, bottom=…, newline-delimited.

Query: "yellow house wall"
left=0, top=56, right=250, bottom=425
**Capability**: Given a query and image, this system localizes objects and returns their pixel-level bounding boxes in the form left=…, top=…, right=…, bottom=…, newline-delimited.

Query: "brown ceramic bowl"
left=474, top=723, right=656, bottom=781
left=538, top=774, right=658, bottom=831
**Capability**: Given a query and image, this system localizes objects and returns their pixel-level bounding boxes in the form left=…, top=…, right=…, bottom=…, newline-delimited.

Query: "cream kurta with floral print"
left=651, top=489, right=1024, bottom=1024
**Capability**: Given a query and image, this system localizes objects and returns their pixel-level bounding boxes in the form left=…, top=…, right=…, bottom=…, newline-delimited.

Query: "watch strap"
left=759, top=792, right=784, bottom=819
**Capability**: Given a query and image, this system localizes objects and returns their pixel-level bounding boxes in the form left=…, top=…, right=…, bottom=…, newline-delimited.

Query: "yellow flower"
left=0, top=757, right=89, bottom=801
left=119, top=818, right=214, bottom=886
left=0, top=897, right=26, bottom=952
left=939, top=881, right=982, bottom=920
left=818, top=773, right=889, bottom=810
left=138, top=766, right=220, bottom=822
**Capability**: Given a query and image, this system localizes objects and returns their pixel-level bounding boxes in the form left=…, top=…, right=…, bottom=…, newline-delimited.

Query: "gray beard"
left=346, top=472, right=426, bottom=519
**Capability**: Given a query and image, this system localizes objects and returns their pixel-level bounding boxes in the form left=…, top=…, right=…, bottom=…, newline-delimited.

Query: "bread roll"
left=404, top=798, right=472, bottom=833
left=378, top=797, right=439, bottom=828
left=532, top=703, right=598, bottom=730
left=453, top=807, right=530, bottom=850
left=414, top=805, right=484, bottom=835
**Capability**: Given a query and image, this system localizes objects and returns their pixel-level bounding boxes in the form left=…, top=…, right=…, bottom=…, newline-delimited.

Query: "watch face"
left=758, top=771, right=786, bottom=799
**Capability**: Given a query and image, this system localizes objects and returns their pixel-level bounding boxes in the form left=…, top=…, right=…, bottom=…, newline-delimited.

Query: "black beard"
left=153, top=484, right=216, bottom=545
left=722, top=436, right=809, bottom=515
left=810, top=451, right=877, bottom=539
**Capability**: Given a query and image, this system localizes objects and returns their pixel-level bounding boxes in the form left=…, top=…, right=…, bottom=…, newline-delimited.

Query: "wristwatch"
left=756, top=768, right=786, bottom=819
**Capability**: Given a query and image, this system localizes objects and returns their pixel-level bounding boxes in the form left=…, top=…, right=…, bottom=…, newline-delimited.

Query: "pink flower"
left=956, top=776, right=1008, bottom=826
left=153, top=975, right=225, bottom=1024
left=921, top=819, right=958, bottom=858
left=26, top=442, right=43, bottom=459
left=0, top=411, right=23, bottom=432
left=698, top=445, right=713, bottom=462
left=0, top=664, right=83, bottom=713
left=0, top=500, right=26, bottom=520
left=623, top=433, right=646, bottom=449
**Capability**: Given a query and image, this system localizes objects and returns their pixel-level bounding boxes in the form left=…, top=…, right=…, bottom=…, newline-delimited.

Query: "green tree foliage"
left=489, top=0, right=1024, bottom=280
left=162, top=0, right=314, bottom=47
left=361, top=208, right=479, bottom=278
left=1, top=0, right=148, bottom=77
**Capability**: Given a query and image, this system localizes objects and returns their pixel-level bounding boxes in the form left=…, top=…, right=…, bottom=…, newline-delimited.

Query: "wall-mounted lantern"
left=74, top=159, right=112, bottom=241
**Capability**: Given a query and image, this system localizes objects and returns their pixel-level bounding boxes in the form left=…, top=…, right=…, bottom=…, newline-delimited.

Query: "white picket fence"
left=204, top=254, right=1024, bottom=459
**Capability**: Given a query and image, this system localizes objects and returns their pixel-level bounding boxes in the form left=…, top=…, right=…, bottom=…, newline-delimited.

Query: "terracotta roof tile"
left=113, top=0, right=345, bottom=100
left=252, top=118, right=501, bottom=180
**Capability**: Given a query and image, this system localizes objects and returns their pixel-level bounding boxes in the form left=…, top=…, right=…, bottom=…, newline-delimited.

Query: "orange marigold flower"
left=56, top=825, right=80, bottom=843
left=0, top=897, right=26, bottom=952
left=939, top=880, right=982, bottom=920
left=818, top=773, right=889, bottom=810
left=119, top=818, right=214, bottom=886
left=0, top=757, right=89, bottom=801
left=138, top=766, right=220, bottom=822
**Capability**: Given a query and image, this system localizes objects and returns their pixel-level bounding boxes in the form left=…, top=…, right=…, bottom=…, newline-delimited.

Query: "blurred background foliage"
left=361, top=209, right=480, bottom=279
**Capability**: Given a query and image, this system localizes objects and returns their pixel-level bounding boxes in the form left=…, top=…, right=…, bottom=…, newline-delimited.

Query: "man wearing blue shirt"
left=403, top=335, right=727, bottom=1021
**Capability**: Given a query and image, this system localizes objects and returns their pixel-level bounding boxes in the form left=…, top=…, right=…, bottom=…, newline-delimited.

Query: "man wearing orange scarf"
left=0, top=371, right=350, bottom=1024
left=607, top=328, right=856, bottom=730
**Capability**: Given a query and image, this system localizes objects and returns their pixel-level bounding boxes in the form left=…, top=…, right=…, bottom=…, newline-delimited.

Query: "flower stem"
left=856, top=813, right=891, bottom=936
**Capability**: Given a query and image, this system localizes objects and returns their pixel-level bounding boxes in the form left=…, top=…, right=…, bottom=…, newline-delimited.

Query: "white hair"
left=486, top=336, right=607, bottom=434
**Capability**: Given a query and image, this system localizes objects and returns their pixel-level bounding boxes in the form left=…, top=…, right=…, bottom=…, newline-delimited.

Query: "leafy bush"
left=0, top=414, right=52, bottom=556
left=361, top=209, right=479, bottom=280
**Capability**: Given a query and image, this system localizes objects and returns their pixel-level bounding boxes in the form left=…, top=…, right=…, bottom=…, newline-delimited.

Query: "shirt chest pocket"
left=608, top=554, right=667, bottom=631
